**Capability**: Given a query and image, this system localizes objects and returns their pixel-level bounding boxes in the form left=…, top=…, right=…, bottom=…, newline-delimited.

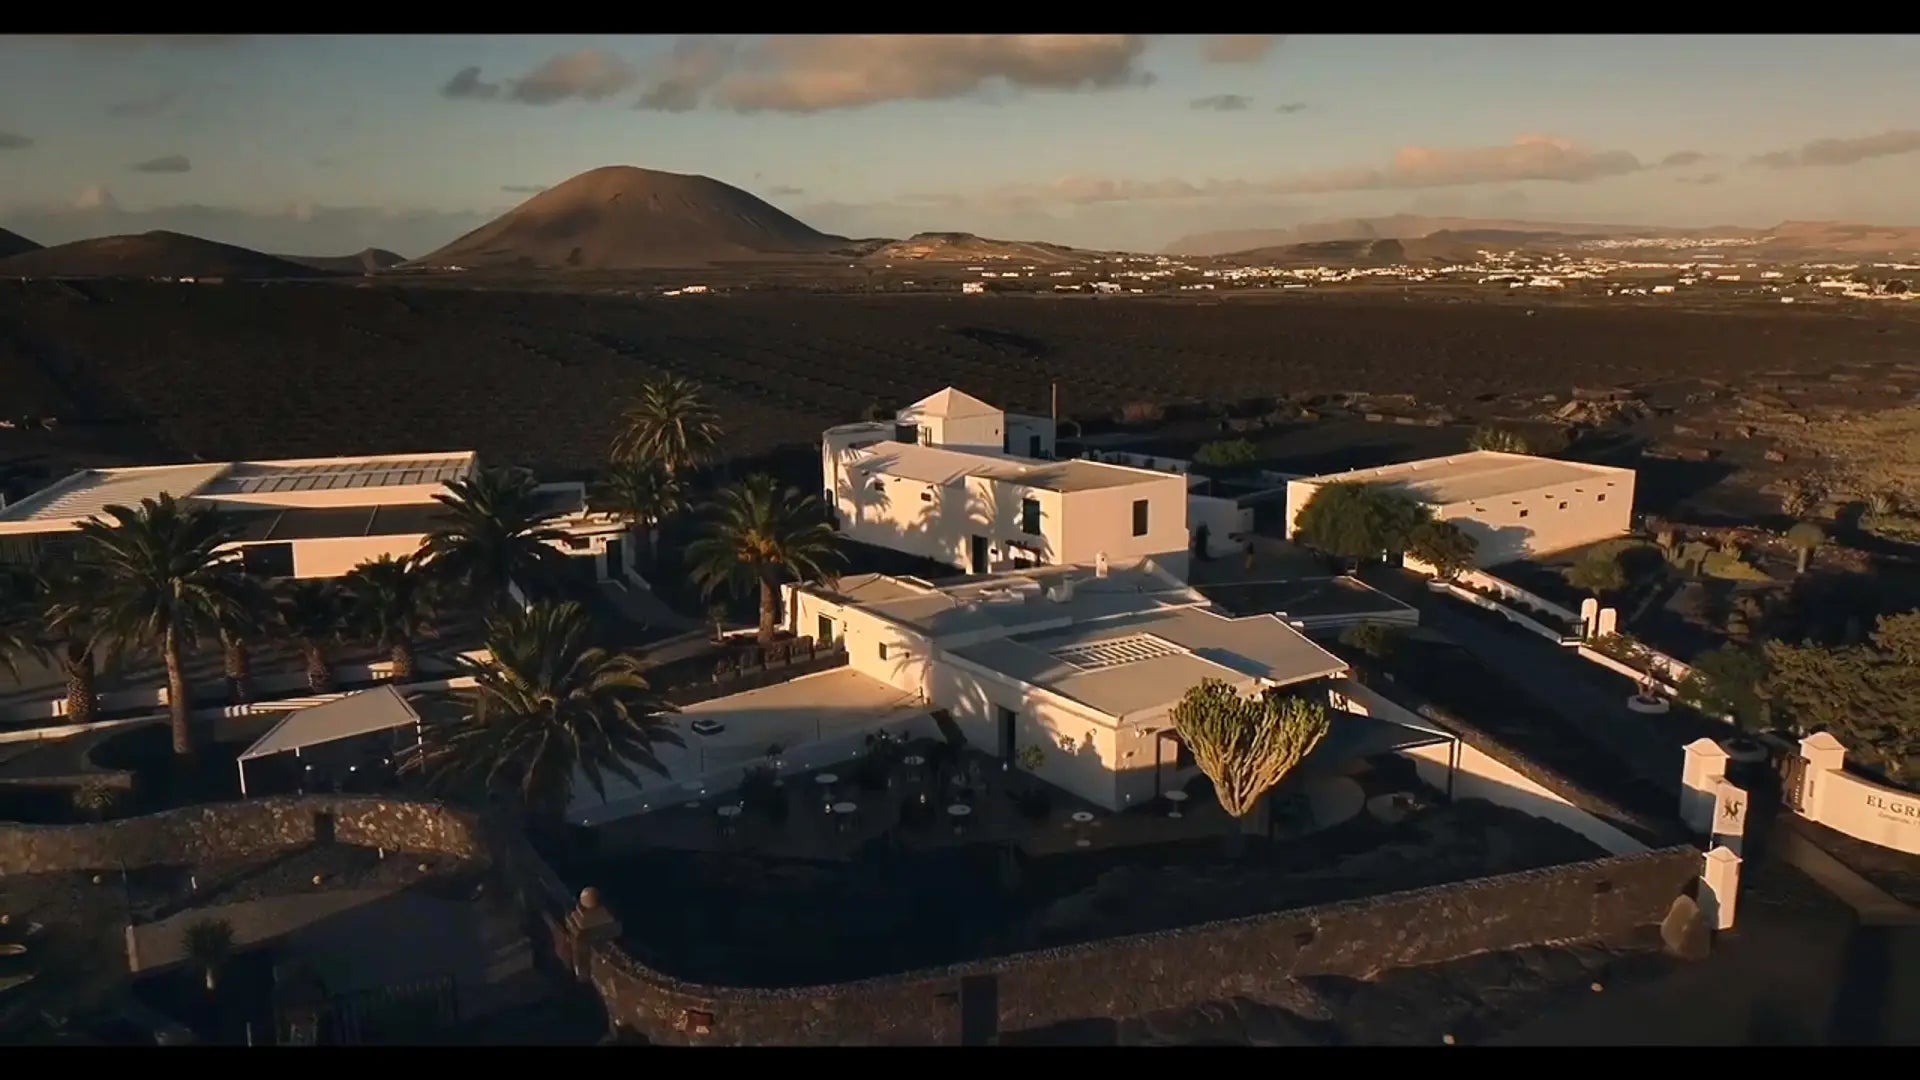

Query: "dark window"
left=894, top=423, right=918, bottom=444
left=1021, top=497, right=1042, bottom=535
left=1029, top=434, right=1043, bottom=458
left=1173, top=734, right=1194, bottom=770
left=1132, top=499, right=1150, bottom=537
left=1558, top=501, right=1569, bottom=510
left=1519, top=509, right=1530, bottom=519
left=879, top=643, right=891, bottom=661
left=817, top=615, right=834, bottom=645
left=1597, top=493, right=1607, bottom=503
left=241, top=542, right=294, bottom=579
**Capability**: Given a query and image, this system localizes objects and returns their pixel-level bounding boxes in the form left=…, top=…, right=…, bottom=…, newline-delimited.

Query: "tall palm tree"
left=275, top=579, right=344, bottom=693
left=610, top=375, right=723, bottom=475
left=214, top=575, right=273, bottom=705
left=591, top=458, right=684, bottom=569
left=343, top=555, right=438, bottom=681
left=420, top=467, right=572, bottom=612
left=401, top=600, right=680, bottom=823
left=1, top=556, right=106, bottom=724
left=69, top=495, right=247, bottom=760
left=686, top=475, right=846, bottom=645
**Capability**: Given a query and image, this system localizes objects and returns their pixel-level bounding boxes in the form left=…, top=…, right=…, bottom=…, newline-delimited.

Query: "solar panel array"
left=207, top=457, right=470, bottom=496
left=1048, top=634, right=1181, bottom=671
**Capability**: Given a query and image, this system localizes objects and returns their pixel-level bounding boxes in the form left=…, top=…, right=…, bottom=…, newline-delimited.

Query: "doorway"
left=970, top=535, right=990, bottom=574
left=996, top=706, right=1016, bottom=765
left=604, top=536, right=626, bottom=580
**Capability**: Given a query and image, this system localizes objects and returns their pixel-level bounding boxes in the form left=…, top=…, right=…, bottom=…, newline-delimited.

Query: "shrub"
left=1015, top=743, right=1046, bottom=772
left=1293, top=482, right=1430, bottom=561
left=71, top=780, right=126, bottom=822
left=1407, top=518, right=1478, bottom=580
left=1340, top=621, right=1405, bottom=661
left=1193, top=438, right=1260, bottom=468
left=1470, top=426, right=1532, bottom=454
left=1117, top=401, right=1165, bottom=425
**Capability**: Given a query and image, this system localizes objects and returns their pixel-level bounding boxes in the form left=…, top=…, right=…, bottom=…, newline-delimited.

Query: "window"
left=1132, top=499, right=1150, bottom=537
left=817, top=615, right=835, bottom=645
left=1558, top=501, right=1569, bottom=510
left=918, top=427, right=934, bottom=447
left=240, top=542, right=294, bottom=579
left=1021, top=497, right=1041, bottom=535
left=878, top=643, right=891, bottom=661
left=1519, top=509, right=1530, bottom=519
left=1597, top=493, right=1607, bottom=503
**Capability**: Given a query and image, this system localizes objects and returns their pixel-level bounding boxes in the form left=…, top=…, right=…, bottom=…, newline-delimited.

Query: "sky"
left=3, top=33, right=1920, bottom=256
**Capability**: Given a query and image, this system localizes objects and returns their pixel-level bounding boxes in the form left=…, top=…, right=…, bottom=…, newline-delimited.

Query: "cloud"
left=128, top=154, right=192, bottom=174
left=443, top=49, right=640, bottom=106
left=500, top=185, right=547, bottom=194
left=442, top=65, right=500, bottom=100
left=636, top=36, right=737, bottom=112
left=1676, top=173, right=1722, bottom=185
left=0, top=131, right=32, bottom=150
left=1750, top=129, right=1920, bottom=169
left=1191, top=94, right=1252, bottom=112
left=629, top=34, right=1151, bottom=114
left=510, top=49, right=637, bottom=105
left=914, top=134, right=1654, bottom=211
left=1659, top=150, right=1708, bottom=168
left=764, top=184, right=805, bottom=198
left=2, top=193, right=498, bottom=259
left=1202, top=35, right=1281, bottom=64
left=107, top=91, right=180, bottom=119
left=1274, top=101, right=1308, bottom=114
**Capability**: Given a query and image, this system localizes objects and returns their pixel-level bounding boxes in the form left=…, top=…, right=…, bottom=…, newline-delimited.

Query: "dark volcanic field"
left=3, top=280, right=1918, bottom=485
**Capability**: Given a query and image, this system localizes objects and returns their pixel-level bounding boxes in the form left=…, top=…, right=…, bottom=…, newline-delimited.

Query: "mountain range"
left=3, top=166, right=1918, bottom=281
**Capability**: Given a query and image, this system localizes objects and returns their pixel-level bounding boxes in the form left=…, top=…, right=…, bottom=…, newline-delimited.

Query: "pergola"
left=237, top=685, right=425, bottom=797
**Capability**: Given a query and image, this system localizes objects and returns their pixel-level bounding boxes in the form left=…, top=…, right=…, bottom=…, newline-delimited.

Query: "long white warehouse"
left=1283, top=450, right=1636, bottom=566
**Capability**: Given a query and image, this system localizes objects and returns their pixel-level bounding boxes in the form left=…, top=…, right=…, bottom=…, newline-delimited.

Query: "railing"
left=663, top=645, right=850, bottom=708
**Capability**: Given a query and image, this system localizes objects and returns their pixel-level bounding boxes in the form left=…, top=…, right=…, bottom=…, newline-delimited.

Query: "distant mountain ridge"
left=277, top=248, right=406, bottom=275
left=0, top=230, right=342, bottom=280
left=861, top=232, right=1105, bottom=265
left=1166, top=215, right=1920, bottom=261
left=0, top=227, right=40, bottom=259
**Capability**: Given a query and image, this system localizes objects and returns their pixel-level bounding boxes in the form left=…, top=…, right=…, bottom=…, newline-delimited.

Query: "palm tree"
left=401, top=600, right=680, bottom=824
left=686, top=475, right=846, bottom=645
left=343, top=555, right=438, bottom=681
left=1170, top=680, right=1330, bottom=851
left=70, top=495, right=247, bottom=760
left=610, top=375, right=723, bottom=475
left=214, top=575, right=273, bottom=705
left=592, top=458, right=684, bottom=570
left=1, top=557, right=106, bottom=724
left=275, top=579, right=344, bottom=693
left=420, top=467, right=572, bottom=612
left=182, top=918, right=235, bottom=993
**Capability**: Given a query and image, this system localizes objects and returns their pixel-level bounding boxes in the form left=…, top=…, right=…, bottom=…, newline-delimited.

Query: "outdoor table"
left=1164, top=790, right=1190, bottom=818
left=832, top=801, right=858, bottom=833
left=902, top=754, right=926, bottom=767
left=1070, top=811, right=1095, bottom=824
left=832, top=801, right=858, bottom=815
left=947, top=803, right=972, bottom=834
left=815, top=773, right=839, bottom=785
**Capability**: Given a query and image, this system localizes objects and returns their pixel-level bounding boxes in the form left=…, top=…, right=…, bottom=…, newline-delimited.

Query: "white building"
left=823, top=388, right=1192, bottom=578
left=0, top=451, right=635, bottom=583
left=568, top=559, right=1427, bottom=824
left=1283, top=450, right=1636, bottom=566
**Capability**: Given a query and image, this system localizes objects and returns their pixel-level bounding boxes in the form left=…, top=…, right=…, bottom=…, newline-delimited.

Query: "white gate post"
left=1579, top=597, right=1599, bottom=640
left=1797, top=732, right=1847, bottom=825
left=1700, top=846, right=1742, bottom=931
left=1680, top=738, right=1730, bottom=836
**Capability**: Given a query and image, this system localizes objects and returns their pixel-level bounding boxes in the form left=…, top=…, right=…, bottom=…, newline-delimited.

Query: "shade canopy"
left=238, top=685, right=423, bottom=763
left=1297, top=709, right=1453, bottom=778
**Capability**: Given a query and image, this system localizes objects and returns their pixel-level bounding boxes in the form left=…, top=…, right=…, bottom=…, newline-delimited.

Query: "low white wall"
left=1, top=650, right=490, bottom=726
left=1575, top=646, right=1683, bottom=697
left=1188, top=494, right=1253, bottom=558
left=1452, top=567, right=1580, bottom=624
left=1331, top=680, right=1647, bottom=856
left=1796, top=738, right=1920, bottom=856
left=1439, top=582, right=1576, bottom=643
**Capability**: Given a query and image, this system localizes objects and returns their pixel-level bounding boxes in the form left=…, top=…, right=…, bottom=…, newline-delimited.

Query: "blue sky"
left=3, top=33, right=1919, bottom=255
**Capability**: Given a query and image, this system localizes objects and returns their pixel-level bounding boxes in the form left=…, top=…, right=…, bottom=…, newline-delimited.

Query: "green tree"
left=0, top=557, right=105, bottom=725
left=1677, top=645, right=1771, bottom=730
left=1170, top=680, right=1330, bottom=839
left=1292, top=483, right=1430, bottom=562
left=687, top=475, right=846, bottom=645
left=275, top=579, right=345, bottom=693
left=182, top=918, right=235, bottom=993
left=1339, top=621, right=1405, bottom=662
left=1193, top=438, right=1260, bottom=468
left=1469, top=426, right=1532, bottom=454
left=1785, top=521, right=1825, bottom=575
left=591, top=458, right=684, bottom=568
left=1763, top=615, right=1920, bottom=781
left=1567, top=551, right=1628, bottom=597
left=1407, top=518, right=1478, bottom=580
left=420, top=467, right=572, bottom=610
left=403, top=600, right=681, bottom=824
left=70, top=495, right=249, bottom=760
left=342, top=555, right=438, bottom=681
left=611, top=375, right=723, bottom=475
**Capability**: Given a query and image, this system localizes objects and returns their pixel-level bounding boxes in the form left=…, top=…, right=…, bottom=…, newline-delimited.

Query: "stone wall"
left=573, top=845, right=1699, bottom=1045
left=0, top=796, right=487, bottom=875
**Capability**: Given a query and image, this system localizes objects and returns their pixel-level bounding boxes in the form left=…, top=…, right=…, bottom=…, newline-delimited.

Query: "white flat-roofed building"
left=1283, top=450, right=1636, bottom=566
left=823, top=388, right=1188, bottom=579
left=777, top=560, right=1389, bottom=812
left=0, top=451, right=638, bottom=584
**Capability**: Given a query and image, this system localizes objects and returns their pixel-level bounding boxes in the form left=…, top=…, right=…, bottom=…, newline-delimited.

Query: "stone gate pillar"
left=1797, top=732, right=1847, bottom=825
left=1580, top=597, right=1599, bottom=639
left=1680, top=738, right=1731, bottom=836
left=1711, top=778, right=1750, bottom=857
left=1699, top=846, right=1742, bottom=931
